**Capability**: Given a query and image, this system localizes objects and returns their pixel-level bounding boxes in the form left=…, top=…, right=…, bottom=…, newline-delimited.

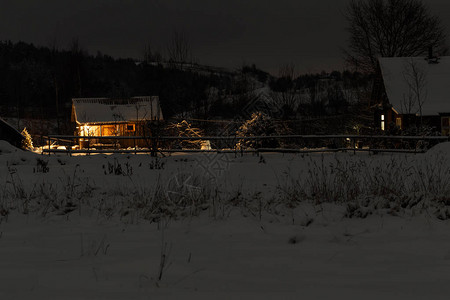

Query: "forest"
left=0, top=40, right=372, bottom=136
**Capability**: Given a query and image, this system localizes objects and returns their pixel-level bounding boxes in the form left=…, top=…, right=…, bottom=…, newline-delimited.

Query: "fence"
left=41, top=134, right=450, bottom=156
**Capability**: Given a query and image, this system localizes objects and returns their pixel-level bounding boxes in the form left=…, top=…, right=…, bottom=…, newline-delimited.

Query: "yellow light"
left=81, top=125, right=91, bottom=136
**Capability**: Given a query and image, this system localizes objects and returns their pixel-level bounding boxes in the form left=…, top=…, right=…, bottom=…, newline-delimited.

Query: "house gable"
left=378, top=56, right=450, bottom=116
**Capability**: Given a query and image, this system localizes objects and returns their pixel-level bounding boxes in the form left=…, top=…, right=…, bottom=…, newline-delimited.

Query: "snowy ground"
left=1, top=141, right=450, bottom=299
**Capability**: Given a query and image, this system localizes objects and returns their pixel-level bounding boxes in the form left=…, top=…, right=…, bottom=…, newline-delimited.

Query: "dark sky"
left=1, top=0, right=449, bottom=74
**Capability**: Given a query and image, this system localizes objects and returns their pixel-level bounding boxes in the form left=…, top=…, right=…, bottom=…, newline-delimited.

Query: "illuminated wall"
left=78, top=125, right=101, bottom=136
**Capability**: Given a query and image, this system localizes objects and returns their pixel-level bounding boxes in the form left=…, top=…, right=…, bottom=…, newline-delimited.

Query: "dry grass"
left=2, top=152, right=450, bottom=223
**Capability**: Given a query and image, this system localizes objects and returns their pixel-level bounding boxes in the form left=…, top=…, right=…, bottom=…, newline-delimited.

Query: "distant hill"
left=0, top=40, right=237, bottom=123
left=0, top=40, right=371, bottom=135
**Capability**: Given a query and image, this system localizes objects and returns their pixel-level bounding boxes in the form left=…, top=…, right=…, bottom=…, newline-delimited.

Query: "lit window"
left=396, top=117, right=402, bottom=128
left=80, top=125, right=100, bottom=136
left=442, top=117, right=450, bottom=135
left=81, top=125, right=90, bottom=136
left=381, top=114, right=385, bottom=131
left=102, top=125, right=116, bottom=136
left=126, top=124, right=135, bottom=132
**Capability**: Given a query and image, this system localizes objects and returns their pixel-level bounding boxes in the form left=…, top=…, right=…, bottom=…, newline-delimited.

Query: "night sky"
left=1, top=0, right=450, bottom=74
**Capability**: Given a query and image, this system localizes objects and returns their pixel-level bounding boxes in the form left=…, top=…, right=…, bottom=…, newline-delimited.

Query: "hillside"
left=0, top=41, right=372, bottom=138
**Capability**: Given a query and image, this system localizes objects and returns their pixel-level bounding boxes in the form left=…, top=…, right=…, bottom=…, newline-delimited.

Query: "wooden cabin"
left=373, top=55, right=450, bottom=134
left=71, top=97, right=163, bottom=149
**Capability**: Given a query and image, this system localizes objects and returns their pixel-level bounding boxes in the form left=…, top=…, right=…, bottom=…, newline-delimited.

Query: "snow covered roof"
left=72, top=96, right=163, bottom=124
left=0, top=117, right=22, bottom=136
left=379, top=56, right=450, bottom=115
left=0, top=117, right=24, bottom=149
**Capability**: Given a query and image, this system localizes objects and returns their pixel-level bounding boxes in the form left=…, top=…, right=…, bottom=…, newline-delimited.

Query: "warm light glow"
left=79, top=124, right=100, bottom=136
left=126, top=124, right=135, bottom=132
left=381, top=114, right=385, bottom=131
left=442, top=117, right=450, bottom=135
left=82, top=125, right=90, bottom=136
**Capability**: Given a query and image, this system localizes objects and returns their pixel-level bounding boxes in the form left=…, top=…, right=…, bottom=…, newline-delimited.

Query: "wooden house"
left=373, top=55, right=450, bottom=134
left=0, top=117, right=24, bottom=149
left=71, top=96, right=163, bottom=149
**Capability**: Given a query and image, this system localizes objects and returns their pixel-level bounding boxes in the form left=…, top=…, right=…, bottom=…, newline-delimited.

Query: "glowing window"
left=80, top=125, right=100, bottom=136
left=102, top=125, right=116, bottom=136
left=442, top=117, right=450, bottom=135
left=126, top=124, right=135, bottom=132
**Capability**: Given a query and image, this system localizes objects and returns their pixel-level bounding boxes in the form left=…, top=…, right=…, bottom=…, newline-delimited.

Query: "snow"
left=379, top=56, right=450, bottom=115
left=424, top=140, right=450, bottom=157
left=0, top=140, right=21, bottom=154
left=1, top=141, right=450, bottom=298
left=72, top=97, right=163, bottom=124
left=2, top=212, right=450, bottom=299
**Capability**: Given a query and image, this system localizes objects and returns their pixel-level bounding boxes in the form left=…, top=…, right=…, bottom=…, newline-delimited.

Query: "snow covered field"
left=1, top=141, right=450, bottom=299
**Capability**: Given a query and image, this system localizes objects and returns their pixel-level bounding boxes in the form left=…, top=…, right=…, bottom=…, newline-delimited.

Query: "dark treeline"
left=0, top=40, right=372, bottom=135
left=0, top=40, right=219, bottom=131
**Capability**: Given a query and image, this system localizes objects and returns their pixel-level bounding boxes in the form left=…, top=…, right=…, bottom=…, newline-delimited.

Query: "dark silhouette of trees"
left=242, top=64, right=269, bottom=83
left=345, top=0, right=447, bottom=73
left=271, top=63, right=298, bottom=118
left=0, top=40, right=374, bottom=137
left=166, top=31, right=192, bottom=69
left=143, top=43, right=164, bottom=64
left=0, top=40, right=214, bottom=132
left=69, top=38, right=85, bottom=97
left=49, top=36, right=61, bottom=133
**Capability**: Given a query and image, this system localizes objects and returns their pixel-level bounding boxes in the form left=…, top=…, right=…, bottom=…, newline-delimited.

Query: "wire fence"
left=41, top=134, right=450, bottom=156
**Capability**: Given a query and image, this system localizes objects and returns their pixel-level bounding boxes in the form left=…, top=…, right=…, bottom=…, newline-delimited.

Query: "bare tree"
left=279, top=63, right=296, bottom=80
left=278, top=63, right=298, bottom=110
left=69, top=37, right=84, bottom=97
left=270, top=63, right=299, bottom=118
left=345, top=0, right=446, bottom=73
left=401, top=92, right=416, bottom=115
left=48, top=36, right=60, bottom=133
left=166, top=31, right=192, bottom=69
left=402, top=58, right=427, bottom=125
left=143, top=43, right=164, bottom=64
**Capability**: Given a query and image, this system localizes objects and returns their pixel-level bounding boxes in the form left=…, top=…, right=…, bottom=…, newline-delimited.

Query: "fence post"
left=353, top=137, right=356, bottom=155
left=151, top=136, right=156, bottom=157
